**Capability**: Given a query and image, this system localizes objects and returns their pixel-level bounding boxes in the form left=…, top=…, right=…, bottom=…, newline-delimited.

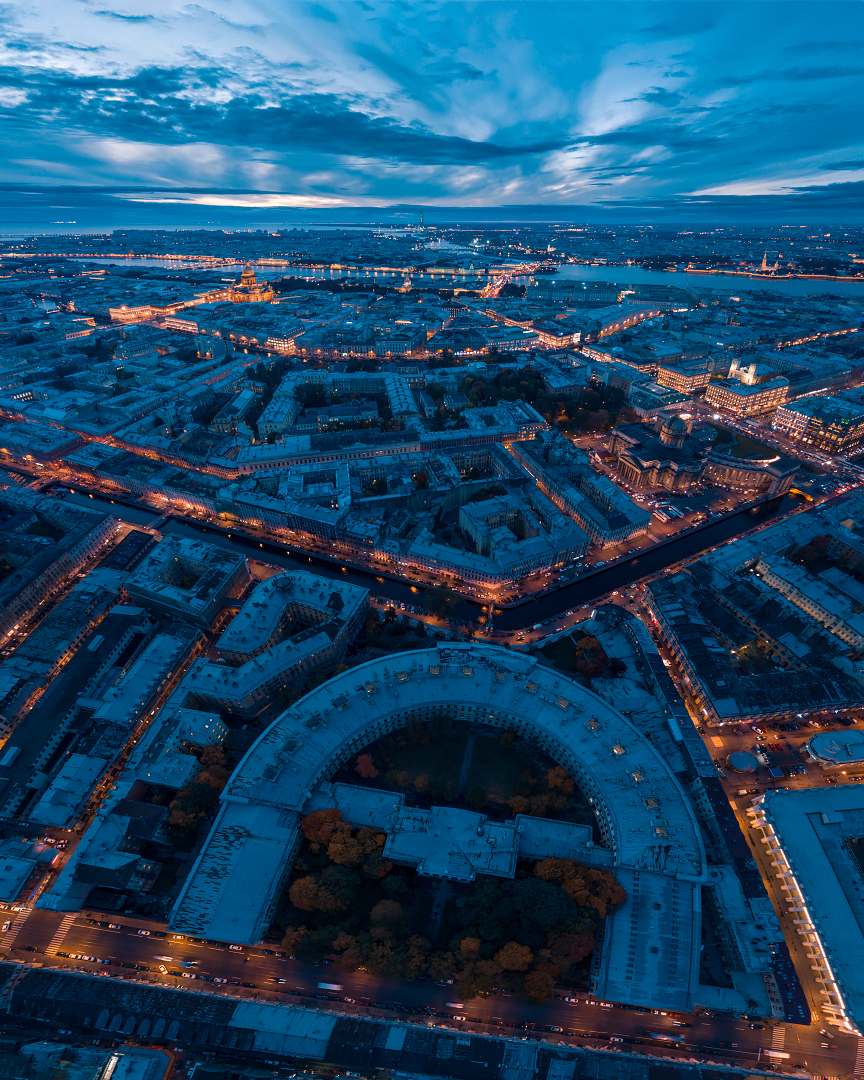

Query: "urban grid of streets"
left=1, top=235, right=864, bottom=1077
left=1, top=470, right=864, bottom=1077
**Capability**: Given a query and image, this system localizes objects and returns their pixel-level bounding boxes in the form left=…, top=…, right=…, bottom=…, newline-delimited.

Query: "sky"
left=1, top=0, right=864, bottom=226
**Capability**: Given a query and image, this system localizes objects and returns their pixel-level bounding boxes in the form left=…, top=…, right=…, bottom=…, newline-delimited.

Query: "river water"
left=67, top=256, right=486, bottom=285
left=546, top=263, right=864, bottom=298
left=57, top=488, right=803, bottom=631
left=69, top=252, right=864, bottom=297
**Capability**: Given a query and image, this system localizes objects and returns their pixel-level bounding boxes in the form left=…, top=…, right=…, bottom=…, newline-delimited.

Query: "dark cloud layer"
left=0, top=0, right=862, bottom=220
left=0, top=65, right=566, bottom=163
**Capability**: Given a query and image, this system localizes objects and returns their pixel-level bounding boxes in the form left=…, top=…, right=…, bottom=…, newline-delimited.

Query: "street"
left=0, top=907, right=858, bottom=1076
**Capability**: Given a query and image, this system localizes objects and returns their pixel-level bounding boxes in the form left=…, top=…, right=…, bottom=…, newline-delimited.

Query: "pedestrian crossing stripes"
left=45, top=913, right=78, bottom=957
left=853, top=1037, right=864, bottom=1075
left=771, top=1026, right=785, bottom=1050
left=0, top=907, right=32, bottom=950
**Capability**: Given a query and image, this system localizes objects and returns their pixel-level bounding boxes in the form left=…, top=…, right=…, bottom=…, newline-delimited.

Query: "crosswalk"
left=0, top=907, right=32, bottom=950
left=853, top=1037, right=864, bottom=1075
left=771, top=1026, right=785, bottom=1051
left=44, top=913, right=78, bottom=957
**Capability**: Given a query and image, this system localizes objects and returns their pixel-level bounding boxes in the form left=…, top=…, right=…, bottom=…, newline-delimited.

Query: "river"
left=55, top=488, right=803, bottom=631
left=66, top=252, right=864, bottom=296
left=537, top=262, right=864, bottom=298
left=66, top=256, right=486, bottom=285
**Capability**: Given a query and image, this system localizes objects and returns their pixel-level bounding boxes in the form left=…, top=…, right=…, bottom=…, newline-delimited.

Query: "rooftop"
left=750, top=785, right=864, bottom=1034
left=170, top=643, right=705, bottom=944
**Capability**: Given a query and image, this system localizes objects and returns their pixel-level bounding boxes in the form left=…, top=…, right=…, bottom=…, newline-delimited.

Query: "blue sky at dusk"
left=2, top=1, right=864, bottom=224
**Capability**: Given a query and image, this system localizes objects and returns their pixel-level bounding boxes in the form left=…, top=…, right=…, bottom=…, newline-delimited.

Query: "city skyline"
left=1, top=1, right=864, bottom=226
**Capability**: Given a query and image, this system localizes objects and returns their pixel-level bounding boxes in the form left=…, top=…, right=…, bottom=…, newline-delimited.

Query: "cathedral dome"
left=659, top=416, right=688, bottom=448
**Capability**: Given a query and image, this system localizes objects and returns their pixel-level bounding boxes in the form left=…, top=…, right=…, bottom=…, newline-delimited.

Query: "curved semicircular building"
left=170, top=642, right=707, bottom=1008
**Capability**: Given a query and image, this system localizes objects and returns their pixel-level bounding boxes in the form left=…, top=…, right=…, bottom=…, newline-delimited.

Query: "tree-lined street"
left=0, top=907, right=856, bottom=1076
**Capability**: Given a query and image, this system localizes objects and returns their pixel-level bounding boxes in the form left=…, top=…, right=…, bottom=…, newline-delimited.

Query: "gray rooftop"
left=170, top=643, right=705, bottom=944
left=749, top=786, right=864, bottom=1034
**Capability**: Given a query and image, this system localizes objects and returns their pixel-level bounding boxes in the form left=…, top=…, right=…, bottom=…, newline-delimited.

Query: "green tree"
left=523, top=967, right=556, bottom=1004
left=512, top=877, right=580, bottom=931
left=369, top=898, right=404, bottom=928
left=494, top=941, right=533, bottom=971
left=289, top=865, right=358, bottom=913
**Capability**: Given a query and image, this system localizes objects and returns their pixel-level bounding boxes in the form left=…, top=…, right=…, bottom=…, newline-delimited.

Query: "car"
left=609, top=1036, right=624, bottom=1042
left=451, top=1015, right=467, bottom=1021
left=563, top=997, right=578, bottom=1004
left=181, top=972, right=197, bottom=979
left=241, top=982, right=257, bottom=988
left=749, top=1022, right=764, bottom=1030
left=229, top=944, right=243, bottom=952
left=213, top=977, right=227, bottom=984
left=153, top=955, right=173, bottom=961
left=137, top=929, right=150, bottom=936
left=108, top=924, right=120, bottom=930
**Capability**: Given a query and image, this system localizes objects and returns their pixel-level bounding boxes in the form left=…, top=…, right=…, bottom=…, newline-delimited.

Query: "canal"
left=56, top=487, right=805, bottom=631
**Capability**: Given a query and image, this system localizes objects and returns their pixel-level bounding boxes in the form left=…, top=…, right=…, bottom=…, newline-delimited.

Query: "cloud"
left=573, top=124, right=715, bottom=151
left=0, top=87, right=26, bottom=107
left=0, top=59, right=569, bottom=165
left=777, top=65, right=864, bottom=82
left=303, top=4, right=339, bottom=24
left=93, top=11, right=157, bottom=22
left=636, top=86, right=682, bottom=106
left=821, top=160, right=864, bottom=171
left=116, top=191, right=354, bottom=208
left=424, top=60, right=485, bottom=84
left=0, top=0, right=859, bottom=215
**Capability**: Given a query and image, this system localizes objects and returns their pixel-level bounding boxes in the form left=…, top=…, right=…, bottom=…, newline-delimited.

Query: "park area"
left=266, top=716, right=621, bottom=1001
left=271, top=806, right=625, bottom=1003
left=331, top=714, right=597, bottom=829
